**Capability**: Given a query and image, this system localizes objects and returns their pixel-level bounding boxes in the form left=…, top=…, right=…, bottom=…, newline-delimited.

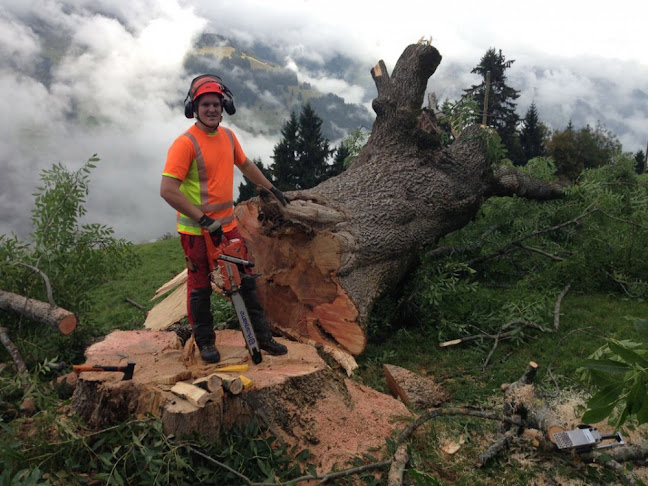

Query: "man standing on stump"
left=160, top=74, right=288, bottom=363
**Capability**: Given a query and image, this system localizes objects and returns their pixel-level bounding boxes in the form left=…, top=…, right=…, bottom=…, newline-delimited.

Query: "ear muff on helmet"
left=184, top=74, right=236, bottom=118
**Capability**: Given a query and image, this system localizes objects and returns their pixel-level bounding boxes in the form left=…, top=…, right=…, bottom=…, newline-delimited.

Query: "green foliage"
left=0, top=401, right=312, bottom=485
left=438, top=96, right=480, bottom=145
left=548, top=122, right=623, bottom=181
left=580, top=318, right=648, bottom=427
left=480, top=127, right=508, bottom=164
left=396, top=152, right=648, bottom=357
left=0, top=156, right=138, bottom=365
left=338, top=128, right=369, bottom=168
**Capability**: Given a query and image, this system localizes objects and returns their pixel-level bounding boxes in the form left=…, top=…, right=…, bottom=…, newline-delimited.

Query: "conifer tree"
left=465, top=48, right=523, bottom=164
left=236, top=157, right=271, bottom=203
left=520, top=102, right=546, bottom=161
left=271, top=112, right=301, bottom=191
left=270, top=103, right=332, bottom=191
left=635, top=150, right=646, bottom=174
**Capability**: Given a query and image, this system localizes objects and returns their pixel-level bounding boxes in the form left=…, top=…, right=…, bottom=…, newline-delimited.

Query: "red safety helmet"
left=191, top=77, right=225, bottom=102
left=184, top=74, right=236, bottom=118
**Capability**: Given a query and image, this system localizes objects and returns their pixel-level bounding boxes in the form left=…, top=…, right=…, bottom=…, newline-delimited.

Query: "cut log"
left=0, top=290, right=77, bottom=334
left=193, top=373, right=223, bottom=393
left=70, top=329, right=412, bottom=472
left=212, top=373, right=244, bottom=395
left=383, top=363, right=449, bottom=409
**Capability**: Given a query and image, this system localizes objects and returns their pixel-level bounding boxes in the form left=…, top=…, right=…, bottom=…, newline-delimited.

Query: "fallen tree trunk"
left=0, top=289, right=77, bottom=334
left=234, top=42, right=563, bottom=356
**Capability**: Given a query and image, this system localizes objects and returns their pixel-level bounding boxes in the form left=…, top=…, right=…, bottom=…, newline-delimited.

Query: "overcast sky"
left=1, top=0, right=646, bottom=244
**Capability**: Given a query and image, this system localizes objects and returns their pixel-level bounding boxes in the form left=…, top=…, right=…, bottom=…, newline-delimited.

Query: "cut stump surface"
left=70, top=329, right=411, bottom=472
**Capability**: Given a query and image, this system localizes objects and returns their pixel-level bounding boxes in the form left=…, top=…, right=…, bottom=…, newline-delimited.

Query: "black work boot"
left=198, top=343, right=220, bottom=363
left=190, top=287, right=221, bottom=363
left=241, top=275, right=288, bottom=356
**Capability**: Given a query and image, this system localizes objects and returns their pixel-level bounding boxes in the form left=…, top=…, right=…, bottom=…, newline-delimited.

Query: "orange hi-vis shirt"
left=163, top=124, right=246, bottom=235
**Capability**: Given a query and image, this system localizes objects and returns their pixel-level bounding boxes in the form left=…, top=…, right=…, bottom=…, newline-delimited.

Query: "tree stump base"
left=70, top=330, right=412, bottom=471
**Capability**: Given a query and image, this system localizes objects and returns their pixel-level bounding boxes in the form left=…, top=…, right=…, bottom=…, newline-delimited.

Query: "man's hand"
left=270, top=186, right=288, bottom=206
left=199, top=215, right=223, bottom=244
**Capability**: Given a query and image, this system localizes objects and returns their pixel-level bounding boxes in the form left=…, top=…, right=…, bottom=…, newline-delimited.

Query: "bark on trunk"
left=0, top=289, right=78, bottom=334
left=235, top=43, right=563, bottom=355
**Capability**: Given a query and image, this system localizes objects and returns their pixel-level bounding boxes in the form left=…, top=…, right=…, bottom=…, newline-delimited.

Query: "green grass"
left=85, top=237, right=185, bottom=331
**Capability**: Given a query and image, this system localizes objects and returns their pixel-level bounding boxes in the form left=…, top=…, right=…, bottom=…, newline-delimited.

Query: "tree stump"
left=70, top=329, right=412, bottom=471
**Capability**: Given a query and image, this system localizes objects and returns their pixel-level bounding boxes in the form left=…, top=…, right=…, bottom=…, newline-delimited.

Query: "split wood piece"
left=383, top=363, right=449, bottom=409
left=212, top=373, right=244, bottom=395
left=171, top=381, right=222, bottom=408
left=156, top=370, right=192, bottom=385
left=0, top=290, right=77, bottom=334
left=144, top=282, right=187, bottom=331
left=151, top=269, right=188, bottom=301
left=279, top=326, right=358, bottom=376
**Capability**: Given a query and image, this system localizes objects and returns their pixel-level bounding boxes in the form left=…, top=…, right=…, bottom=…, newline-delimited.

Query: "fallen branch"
left=482, top=319, right=542, bottom=369
left=477, top=429, right=516, bottom=466
left=426, top=224, right=500, bottom=259
left=0, top=326, right=28, bottom=375
left=516, top=243, right=565, bottom=261
left=553, top=283, right=571, bottom=331
left=581, top=453, right=640, bottom=485
left=387, top=443, right=409, bottom=486
left=0, top=290, right=78, bottom=335
left=466, top=207, right=598, bottom=267
left=124, top=297, right=147, bottom=313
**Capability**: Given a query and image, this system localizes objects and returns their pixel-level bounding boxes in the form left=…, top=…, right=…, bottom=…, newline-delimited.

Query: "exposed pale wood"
left=383, top=363, right=448, bottom=409
left=143, top=282, right=187, bottom=331
left=155, top=370, right=192, bottom=385
left=151, top=269, right=187, bottom=300
left=0, top=290, right=77, bottom=334
left=279, top=326, right=358, bottom=376
left=171, top=382, right=213, bottom=408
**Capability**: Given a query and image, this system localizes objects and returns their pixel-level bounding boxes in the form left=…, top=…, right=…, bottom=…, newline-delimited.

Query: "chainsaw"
left=203, top=230, right=263, bottom=364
